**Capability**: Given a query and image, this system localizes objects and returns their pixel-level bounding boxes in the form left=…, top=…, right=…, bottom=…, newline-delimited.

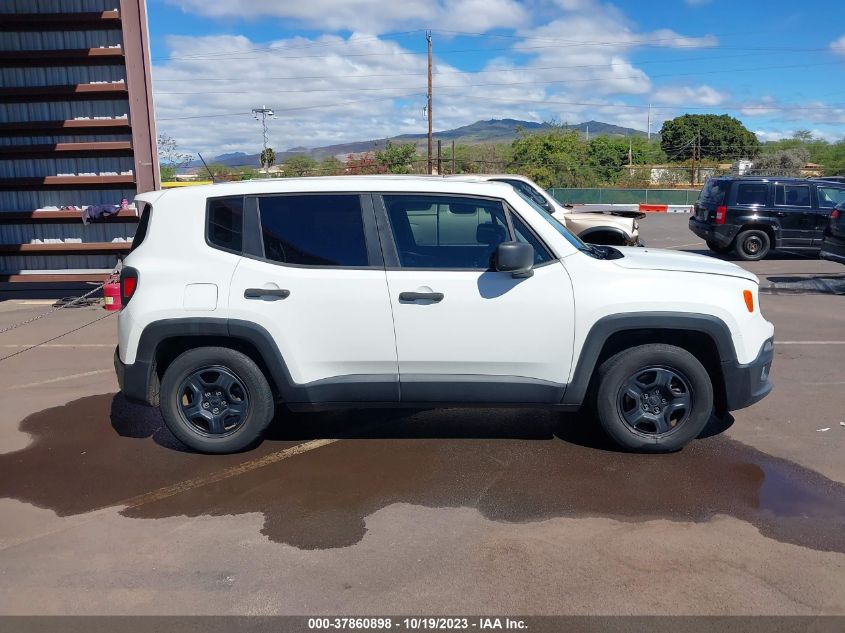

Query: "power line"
left=151, top=50, right=812, bottom=83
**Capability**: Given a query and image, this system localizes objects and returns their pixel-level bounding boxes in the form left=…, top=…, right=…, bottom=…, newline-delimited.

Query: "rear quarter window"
left=699, top=179, right=730, bottom=205
left=736, top=183, right=768, bottom=206
left=129, top=203, right=150, bottom=252
left=207, top=196, right=244, bottom=253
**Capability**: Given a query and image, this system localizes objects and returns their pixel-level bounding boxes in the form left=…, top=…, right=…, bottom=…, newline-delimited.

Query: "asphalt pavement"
left=0, top=213, right=843, bottom=615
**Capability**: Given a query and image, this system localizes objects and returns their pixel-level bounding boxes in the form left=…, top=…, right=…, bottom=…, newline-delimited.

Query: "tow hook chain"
left=0, top=282, right=106, bottom=335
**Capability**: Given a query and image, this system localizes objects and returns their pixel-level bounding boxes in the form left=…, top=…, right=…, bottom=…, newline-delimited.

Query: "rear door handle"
left=244, top=288, right=290, bottom=300
left=399, top=291, right=444, bottom=302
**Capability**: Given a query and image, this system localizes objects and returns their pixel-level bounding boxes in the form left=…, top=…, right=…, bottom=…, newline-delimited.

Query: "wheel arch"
left=577, top=226, right=630, bottom=246
left=129, top=318, right=293, bottom=405
left=563, top=313, right=735, bottom=415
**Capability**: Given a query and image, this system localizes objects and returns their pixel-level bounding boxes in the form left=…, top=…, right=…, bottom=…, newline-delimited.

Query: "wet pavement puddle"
left=1, top=393, right=844, bottom=552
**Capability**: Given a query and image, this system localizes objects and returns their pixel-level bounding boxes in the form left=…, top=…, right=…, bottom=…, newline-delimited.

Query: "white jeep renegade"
left=115, top=176, right=774, bottom=454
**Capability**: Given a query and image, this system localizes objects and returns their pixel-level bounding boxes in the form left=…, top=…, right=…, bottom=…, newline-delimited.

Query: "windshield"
left=513, top=188, right=588, bottom=251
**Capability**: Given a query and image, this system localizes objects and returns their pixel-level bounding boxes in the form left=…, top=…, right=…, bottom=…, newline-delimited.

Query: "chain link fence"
left=548, top=188, right=702, bottom=205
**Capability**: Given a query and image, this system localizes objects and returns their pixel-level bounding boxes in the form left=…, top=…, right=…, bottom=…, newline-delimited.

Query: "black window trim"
left=239, top=191, right=384, bottom=270
left=204, top=194, right=246, bottom=256
left=374, top=191, right=558, bottom=272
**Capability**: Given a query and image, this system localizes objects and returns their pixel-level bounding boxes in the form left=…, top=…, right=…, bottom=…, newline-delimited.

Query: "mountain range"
left=187, top=118, right=646, bottom=169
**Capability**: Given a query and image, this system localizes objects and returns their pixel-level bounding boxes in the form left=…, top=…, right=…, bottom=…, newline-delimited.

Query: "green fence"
left=548, top=188, right=701, bottom=205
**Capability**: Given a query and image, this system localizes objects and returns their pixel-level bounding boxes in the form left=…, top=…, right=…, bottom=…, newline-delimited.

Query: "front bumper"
left=721, top=337, right=774, bottom=411
left=820, top=236, right=845, bottom=265
left=689, top=217, right=738, bottom=248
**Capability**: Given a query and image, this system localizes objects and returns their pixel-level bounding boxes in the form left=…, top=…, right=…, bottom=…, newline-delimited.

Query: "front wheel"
left=159, top=346, right=275, bottom=453
left=594, top=344, right=714, bottom=453
left=734, top=229, right=771, bottom=261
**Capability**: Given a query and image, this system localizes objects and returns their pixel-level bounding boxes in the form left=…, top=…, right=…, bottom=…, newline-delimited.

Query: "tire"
left=159, top=346, right=275, bottom=453
left=734, top=229, right=771, bottom=261
left=594, top=344, right=713, bottom=453
left=706, top=239, right=732, bottom=254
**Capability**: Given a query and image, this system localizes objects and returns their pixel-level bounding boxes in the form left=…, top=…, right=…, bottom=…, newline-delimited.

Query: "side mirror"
left=495, top=241, right=534, bottom=278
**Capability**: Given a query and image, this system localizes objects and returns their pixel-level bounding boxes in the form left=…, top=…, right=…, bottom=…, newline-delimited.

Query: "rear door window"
left=735, top=183, right=768, bottom=206
left=257, top=194, right=368, bottom=267
left=775, top=185, right=811, bottom=207
left=698, top=179, right=730, bottom=205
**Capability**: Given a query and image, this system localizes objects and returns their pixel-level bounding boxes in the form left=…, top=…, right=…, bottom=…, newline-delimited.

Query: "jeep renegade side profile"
left=115, top=177, right=774, bottom=454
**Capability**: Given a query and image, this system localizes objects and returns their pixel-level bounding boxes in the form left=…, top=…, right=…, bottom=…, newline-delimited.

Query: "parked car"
left=448, top=174, right=644, bottom=246
left=689, top=176, right=845, bottom=260
left=820, top=201, right=845, bottom=265
left=115, top=177, right=773, bottom=455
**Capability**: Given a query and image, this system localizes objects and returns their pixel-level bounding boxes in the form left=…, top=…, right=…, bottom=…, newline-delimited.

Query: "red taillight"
left=120, top=267, right=138, bottom=305
left=832, top=209, right=840, bottom=220
left=715, top=205, right=727, bottom=225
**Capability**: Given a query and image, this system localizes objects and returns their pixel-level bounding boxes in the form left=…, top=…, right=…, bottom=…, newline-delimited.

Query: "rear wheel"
left=594, top=344, right=713, bottom=453
left=734, top=229, right=771, bottom=261
left=706, top=239, right=732, bottom=254
left=159, top=346, right=274, bottom=453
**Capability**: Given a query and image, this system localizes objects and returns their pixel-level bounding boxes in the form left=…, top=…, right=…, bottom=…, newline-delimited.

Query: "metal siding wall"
left=0, top=156, right=135, bottom=177
left=0, top=188, right=138, bottom=212
left=0, top=100, right=130, bottom=123
left=0, top=31, right=122, bottom=50
left=0, top=0, right=152, bottom=277
left=0, top=0, right=118, bottom=13
left=0, top=134, right=131, bottom=145
left=0, top=255, right=121, bottom=271
left=1, top=67, right=126, bottom=87
left=0, top=222, right=135, bottom=244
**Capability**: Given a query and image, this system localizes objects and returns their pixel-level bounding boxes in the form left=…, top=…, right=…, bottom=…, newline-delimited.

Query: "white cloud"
left=831, top=34, right=845, bottom=55
left=652, top=85, right=726, bottom=106
left=165, top=0, right=527, bottom=34
left=153, top=0, right=728, bottom=154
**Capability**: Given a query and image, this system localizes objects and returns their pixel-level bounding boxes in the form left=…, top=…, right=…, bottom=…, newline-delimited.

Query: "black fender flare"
left=125, top=318, right=398, bottom=405
left=561, top=312, right=736, bottom=406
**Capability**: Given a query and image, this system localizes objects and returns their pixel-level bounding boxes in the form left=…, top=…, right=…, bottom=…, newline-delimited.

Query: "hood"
left=611, top=247, right=759, bottom=283
left=553, top=210, right=634, bottom=231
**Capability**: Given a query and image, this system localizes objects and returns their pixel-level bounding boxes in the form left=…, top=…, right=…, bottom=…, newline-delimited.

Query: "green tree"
left=260, top=147, right=276, bottom=171
left=375, top=141, right=417, bottom=174
left=588, top=137, right=667, bottom=183
left=283, top=154, right=317, bottom=177
left=156, top=133, right=191, bottom=181
left=750, top=148, right=810, bottom=176
left=659, top=114, right=759, bottom=161
left=510, top=128, right=592, bottom=187
left=203, top=163, right=231, bottom=180
left=318, top=156, right=345, bottom=175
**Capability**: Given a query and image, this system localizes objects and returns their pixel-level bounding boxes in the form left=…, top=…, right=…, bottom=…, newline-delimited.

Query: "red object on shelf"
left=103, top=273, right=121, bottom=311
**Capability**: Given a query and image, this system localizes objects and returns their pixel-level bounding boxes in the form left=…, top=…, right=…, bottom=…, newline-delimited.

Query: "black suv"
left=689, top=177, right=845, bottom=260
left=820, top=201, right=845, bottom=265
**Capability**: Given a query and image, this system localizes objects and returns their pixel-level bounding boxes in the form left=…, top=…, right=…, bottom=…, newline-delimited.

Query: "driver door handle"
left=244, top=288, right=290, bottom=300
left=399, top=291, right=444, bottom=302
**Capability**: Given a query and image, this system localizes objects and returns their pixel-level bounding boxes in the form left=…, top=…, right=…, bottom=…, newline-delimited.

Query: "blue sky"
left=147, top=0, right=845, bottom=156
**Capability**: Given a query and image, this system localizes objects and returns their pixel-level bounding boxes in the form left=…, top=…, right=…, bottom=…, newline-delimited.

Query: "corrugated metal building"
left=0, top=0, right=158, bottom=283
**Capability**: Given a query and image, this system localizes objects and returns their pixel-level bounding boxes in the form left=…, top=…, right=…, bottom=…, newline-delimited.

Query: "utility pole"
left=647, top=103, right=651, bottom=141
left=451, top=139, right=456, bottom=174
left=628, top=138, right=633, bottom=166
left=252, top=105, right=274, bottom=177
left=437, top=139, right=442, bottom=176
left=426, top=30, right=433, bottom=175
left=585, top=124, right=589, bottom=142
